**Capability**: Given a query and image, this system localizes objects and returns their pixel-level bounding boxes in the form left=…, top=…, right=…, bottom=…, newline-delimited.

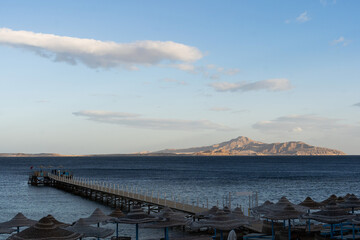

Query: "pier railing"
left=48, top=174, right=208, bottom=214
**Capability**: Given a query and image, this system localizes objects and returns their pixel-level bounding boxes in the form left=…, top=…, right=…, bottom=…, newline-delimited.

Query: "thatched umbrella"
left=338, top=194, right=360, bottom=213
left=251, top=200, right=274, bottom=215
left=264, top=204, right=304, bottom=240
left=82, top=208, right=114, bottom=226
left=7, top=216, right=82, bottom=240
left=321, top=194, right=338, bottom=205
left=271, top=196, right=308, bottom=212
left=298, top=197, right=323, bottom=231
left=195, top=206, right=219, bottom=219
left=45, top=215, right=69, bottom=228
left=191, top=210, right=249, bottom=240
left=65, top=218, right=114, bottom=239
left=144, top=208, right=187, bottom=240
left=0, top=213, right=37, bottom=233
left=302, top=201, right=355, bottom=238
left=107, top=208, right=126, bottom=239
left=114, top=205, right=157, bottom=240
left=299, top=197, right=322, bottom=210
left=232, top=207, right=244, bottom=216
left=223, top=207, right=231, bottom=214
left=0, top=227, right=15, bottom=234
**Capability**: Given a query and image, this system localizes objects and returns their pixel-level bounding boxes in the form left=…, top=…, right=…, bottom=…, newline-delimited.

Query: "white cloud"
left=253, top=114, right=354, bottom=133
left=331, top=36, right=350, bottom=46
left=209, top=107, right=231, bottom=112
left=73, top=110, right=231, bottom=131
left=210, top=78, right=292, bottom=92
left=320, top=0, right=336, bottom=6
left=0, top=28, right=203, bottom=69
left=296, top=11, right=311, bottom=23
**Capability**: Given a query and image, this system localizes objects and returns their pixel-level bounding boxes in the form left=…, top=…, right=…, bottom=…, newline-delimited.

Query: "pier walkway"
left=46, top=174, right=208, bottom=215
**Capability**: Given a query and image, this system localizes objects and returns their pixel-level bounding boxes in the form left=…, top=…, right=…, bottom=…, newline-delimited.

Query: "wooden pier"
left=33, top=173, right=208, bottom=215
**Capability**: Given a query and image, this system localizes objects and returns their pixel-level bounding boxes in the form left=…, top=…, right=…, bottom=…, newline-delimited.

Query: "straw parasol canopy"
left=0, top=227, right=15, bottom=234
left=7, top=216, right=82, bottom=240
left=298, top=197, right=323, bottom=209
left=65, top=218, right=114, bottom=239
left=232, top=207, right=244, bottom=216
left=45, top=215, right=69, bottom=228
left=262, top=197, right=308, bottom=216
left=302, top=201, right=355, bottom=224
left=351, top=217, right=360, bottom=225
left=321, top=194, right=338, bottom=205
left=0, top=213, right=37, bottom=229
left=263, top=204, right=304, bottom=220
left=251, top=200, right=274, bottom=215
left=194, top=210, right=250, bottom=231
left=223, top=207, right=231, bottom=214
left=108, top=209, right=125, bottom=219
left=195, top=206, right=219, bottom=218
left=338, top=194, right=360, bottom=213
left=121, top=205, right=157, bottom=224
left=144, top=207, right=187, bottom=228
left=82, top=208, right=114, bottom=225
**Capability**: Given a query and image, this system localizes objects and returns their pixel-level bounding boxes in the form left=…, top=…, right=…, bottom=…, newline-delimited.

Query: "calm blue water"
left=0, top=155, right=359, bottom=239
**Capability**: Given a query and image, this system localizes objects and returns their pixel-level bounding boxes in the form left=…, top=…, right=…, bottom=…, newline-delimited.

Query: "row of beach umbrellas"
left=252, top=194, right=360, bottom=240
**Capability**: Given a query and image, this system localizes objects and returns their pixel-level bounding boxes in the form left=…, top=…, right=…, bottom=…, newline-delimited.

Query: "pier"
left=30, top=172, right=209, bottom=215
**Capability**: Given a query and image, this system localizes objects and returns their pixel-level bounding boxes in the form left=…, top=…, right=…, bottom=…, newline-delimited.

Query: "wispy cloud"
left=296, top=11, right=311, bottom=23
left=73, top=110, right=231, bottom=131
left=331, top=36, right=350, bottom=46
left=210, top=78, right=292, bottom=92
left=171, top=63, right=240, bottom=79
left=0, top=28, right=203, bottom=70
left=253, top=114, right=351, bottom=133
left=320, top=0, right=337, bottom=6
left=354, top=102, right=360, bottom=107
left=209, top=107, right=231, bottom=112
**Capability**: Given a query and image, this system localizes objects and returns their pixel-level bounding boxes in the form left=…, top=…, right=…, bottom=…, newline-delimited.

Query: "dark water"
left=0, top=155, right=359, bottom=239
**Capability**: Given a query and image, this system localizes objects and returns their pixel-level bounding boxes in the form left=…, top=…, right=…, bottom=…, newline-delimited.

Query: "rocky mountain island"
left=154, top=136, right=345, bottom=156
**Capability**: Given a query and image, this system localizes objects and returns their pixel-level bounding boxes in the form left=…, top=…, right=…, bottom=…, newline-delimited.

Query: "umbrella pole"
left=288, top=219, right=291, bottom=240
left=136, top=223, right=139, bottom=240
left=97, top=222, right=100, bottom=240
left=353, top=224, right=355, bottom=240
left=164, top=227, right=169, bottom=240
left=330, top=224, right=333, bottom=239
left=341, top=223, right=343, bottom=240
left=17, top=226, right=20, bottom=233
left=271, top=220, right=275, bottom=240
left=220, top=230, right=223, bottom=240
left=307, top=209, right=311, bottom=232
left=212, top=228, right=217, bottom=240
left=116, top=222, right=119, bottom=238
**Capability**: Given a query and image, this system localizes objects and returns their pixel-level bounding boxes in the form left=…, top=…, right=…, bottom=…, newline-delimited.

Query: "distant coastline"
left=0, top=135, right=346, bottom=157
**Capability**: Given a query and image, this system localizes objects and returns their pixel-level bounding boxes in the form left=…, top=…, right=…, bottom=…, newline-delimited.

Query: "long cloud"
left=210, top=78, right=292, bottom=92
left=0, top=28, right=203, bottom=69
left=253, top=114, right=359, bottom=134
left=73, top=110, right=231, bottom=131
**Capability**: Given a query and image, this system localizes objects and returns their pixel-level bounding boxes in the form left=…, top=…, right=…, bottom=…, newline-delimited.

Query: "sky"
left=0, top=0, right=359, bottom=155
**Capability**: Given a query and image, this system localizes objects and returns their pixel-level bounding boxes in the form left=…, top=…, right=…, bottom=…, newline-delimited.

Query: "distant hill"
left=0, top=153, right=69, bottom=157
left=154, top=136, right=345, bottom=156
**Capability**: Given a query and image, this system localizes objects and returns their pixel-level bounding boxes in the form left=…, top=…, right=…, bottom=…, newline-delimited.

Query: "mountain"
left=154, top=136, right=345, bottom=155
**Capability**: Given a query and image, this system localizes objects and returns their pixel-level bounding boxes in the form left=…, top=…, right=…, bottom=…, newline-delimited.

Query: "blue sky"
left=0, top=0, right=359, bottom=154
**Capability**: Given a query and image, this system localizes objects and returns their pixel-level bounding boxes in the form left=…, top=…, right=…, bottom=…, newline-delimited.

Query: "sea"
left=0, top=155, right=359, bottom=239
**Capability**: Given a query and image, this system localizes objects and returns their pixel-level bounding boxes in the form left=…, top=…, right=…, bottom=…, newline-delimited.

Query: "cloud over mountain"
left=73, top=110, right=231, bottom=131
left=0, top=28, right=203, bottom=69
